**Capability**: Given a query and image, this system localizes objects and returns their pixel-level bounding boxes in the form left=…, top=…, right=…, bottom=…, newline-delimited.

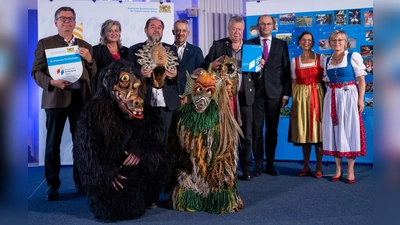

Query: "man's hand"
left=141, top=66, right=152, bottom=78
left=281, top=99, right=288, bottom=108
left=211, top=56, right=223, bottom=70
left=179, top=95, right=188, bottom=105
left=259, top=59, right=266, bottom=68
left=166, top=67, right=177, bottom=79
left=123, top=151, right=140, bottom=166
left=78, top=47, right=93, bottom=63
left=50, top=79, right=71, bottom=90
left=111, top=175, right=127, bottom=191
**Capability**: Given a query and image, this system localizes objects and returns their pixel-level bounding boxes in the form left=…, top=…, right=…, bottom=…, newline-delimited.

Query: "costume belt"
left=327, top=81, right=356, bottom=126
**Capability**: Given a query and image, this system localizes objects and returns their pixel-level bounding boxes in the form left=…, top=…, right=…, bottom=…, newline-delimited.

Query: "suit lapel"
left=180, top=44, right=189, bottom=65
left=103, top=45, right=115, bottom=62
left=268, top=38, right=278, bottom=59
left=225, top=39, right=232, bottom=57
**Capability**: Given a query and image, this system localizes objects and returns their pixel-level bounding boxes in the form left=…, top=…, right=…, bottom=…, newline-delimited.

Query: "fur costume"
left=73, top=59, right=174, bottom=222
left=169, top=68, right=244, bottom=214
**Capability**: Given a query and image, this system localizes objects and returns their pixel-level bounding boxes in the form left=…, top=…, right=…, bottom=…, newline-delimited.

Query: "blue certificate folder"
left=242, top=44, right=262, bottom=72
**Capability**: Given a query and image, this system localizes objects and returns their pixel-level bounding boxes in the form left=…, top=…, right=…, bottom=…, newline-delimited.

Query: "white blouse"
left=290, top=53, right=325, bottom=79
left=322, top=50, right=367, bottom=82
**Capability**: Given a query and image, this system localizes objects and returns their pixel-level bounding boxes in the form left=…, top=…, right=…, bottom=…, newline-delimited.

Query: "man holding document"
left=249, top=14, right=291, bottom=177
left=31, top=6, right=96, bottom=201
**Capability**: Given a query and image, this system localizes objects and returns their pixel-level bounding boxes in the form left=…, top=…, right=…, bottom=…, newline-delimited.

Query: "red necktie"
left=263, top=39, right=269, bottom=62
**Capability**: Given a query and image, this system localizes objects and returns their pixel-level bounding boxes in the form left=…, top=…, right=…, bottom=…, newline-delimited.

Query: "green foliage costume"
left=169, top=68, right=243, bottom=214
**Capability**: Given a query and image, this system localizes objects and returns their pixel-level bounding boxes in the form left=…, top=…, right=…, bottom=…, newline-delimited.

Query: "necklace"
left=331, top=52, right=344, bottom=65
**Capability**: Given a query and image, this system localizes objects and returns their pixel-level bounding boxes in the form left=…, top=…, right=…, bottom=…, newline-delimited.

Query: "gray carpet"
left=28, top=161, right=373, bottom=225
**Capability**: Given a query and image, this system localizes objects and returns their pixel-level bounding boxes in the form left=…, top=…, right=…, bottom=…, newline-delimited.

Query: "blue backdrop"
left=245, top=8, right=374, bottom=163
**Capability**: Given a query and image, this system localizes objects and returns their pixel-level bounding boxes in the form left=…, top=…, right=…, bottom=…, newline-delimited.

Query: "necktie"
left=263, top=39, right=269, bottom=62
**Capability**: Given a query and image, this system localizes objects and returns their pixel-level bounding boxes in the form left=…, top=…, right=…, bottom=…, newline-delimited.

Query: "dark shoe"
left=75, top=183, right=82, bottom=190
left=242, top=170, right=253, bottom=181
left=45, top=186, right=59, bottom=201
left=75, top=183, right=85, bottom=193
left=146, top=202, right=157, bottom=209
left=253, top=167, right=263, bottom=177
left=265, top=168, right=279, bottom=176
left=298, top=168, right=312, bottom=177
left=332, top=172, right=343, bottom=182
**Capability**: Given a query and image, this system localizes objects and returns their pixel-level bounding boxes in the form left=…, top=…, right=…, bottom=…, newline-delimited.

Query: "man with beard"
left=127, top=17, right=182, bottom=146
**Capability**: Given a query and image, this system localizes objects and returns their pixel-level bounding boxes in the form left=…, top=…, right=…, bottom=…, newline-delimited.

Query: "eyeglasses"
left=260, top=23, right=273, bottom=27
left=56, top=16, right=75, bottom=22
left=330, top=39, right=345, bottom=43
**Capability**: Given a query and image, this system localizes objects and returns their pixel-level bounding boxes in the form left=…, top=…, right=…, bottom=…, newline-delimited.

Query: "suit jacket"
left=177, top=42, right=204, bottom=95
left=249, top=37, right=291, bottom=99
left=203, top=37, right=255, bottom=106
left=31, top=34, right=97, bottom=109
left=92, top=44, right=128, bottom=92
left=127, top=41, right=181, bottom=111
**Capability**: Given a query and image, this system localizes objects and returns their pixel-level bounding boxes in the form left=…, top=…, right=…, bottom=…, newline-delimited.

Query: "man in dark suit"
left=203, top=15, right=255, bottom=181
left=127, top=17, right=181, bottom=146
left=249, top=14, right=291, bottom=176
left=31, top=6, right=97, bottom=200
left=172, top=19, right=204, bottom=96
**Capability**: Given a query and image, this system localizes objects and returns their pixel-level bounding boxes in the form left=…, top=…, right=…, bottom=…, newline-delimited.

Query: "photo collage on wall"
left=246, top=8, right=373, bottom=110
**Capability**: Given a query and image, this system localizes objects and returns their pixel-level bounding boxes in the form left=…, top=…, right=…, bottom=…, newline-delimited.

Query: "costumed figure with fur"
left=169, top=67, right=244, bottom=214
left=73, top=59, right=174, bottom=222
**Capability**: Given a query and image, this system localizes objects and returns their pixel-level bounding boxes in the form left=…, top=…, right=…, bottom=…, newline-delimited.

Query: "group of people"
left=290, top=29, right=367, bottom=183
left=31, top=6, right=367, bottom=221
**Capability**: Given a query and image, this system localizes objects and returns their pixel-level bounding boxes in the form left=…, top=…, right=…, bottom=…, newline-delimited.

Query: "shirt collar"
left=174, top=41, right=186, bottom=49
left=57, top=34, right=75, bottom=46
left=259, top=35, right=272, bottom=43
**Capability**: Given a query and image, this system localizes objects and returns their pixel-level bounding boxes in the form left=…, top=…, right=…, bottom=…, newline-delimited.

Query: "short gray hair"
left=229, top=15, right=244, bottom=27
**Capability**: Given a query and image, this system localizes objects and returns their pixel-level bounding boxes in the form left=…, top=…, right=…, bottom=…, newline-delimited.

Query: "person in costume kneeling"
left=73, top=59, right=174, bottom=222
left=168, top=67, right=244, bottom=214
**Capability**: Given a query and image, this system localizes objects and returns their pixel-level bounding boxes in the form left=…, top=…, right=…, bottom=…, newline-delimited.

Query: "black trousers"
left=44, top=90, right=84, bottom=188
left=238, top=92, right=253, bottom=172
left=156, top=106, right=175, bottom=146
left=252, top=93, right=281, bottom=170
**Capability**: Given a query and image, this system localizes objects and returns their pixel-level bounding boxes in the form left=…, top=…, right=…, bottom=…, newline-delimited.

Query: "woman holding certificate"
left=289, top=31, right=325, bottom=178
left=92, top=19, right=128, bottom=93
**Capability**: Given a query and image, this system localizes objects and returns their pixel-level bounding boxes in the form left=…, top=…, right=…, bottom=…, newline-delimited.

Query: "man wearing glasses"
left=249, top=14, right=291, bottom=177
left=31, top=6, right=96, bottom=200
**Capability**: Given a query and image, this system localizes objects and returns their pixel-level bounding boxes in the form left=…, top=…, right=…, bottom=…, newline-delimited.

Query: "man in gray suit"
left=249, top=14, right=291, bottom=177
left=31, top=6, right=96, bottom=200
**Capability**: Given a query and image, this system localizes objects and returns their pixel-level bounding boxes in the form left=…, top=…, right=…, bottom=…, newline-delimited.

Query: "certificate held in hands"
left=241, top=44, right=262, bottom=72
left=45, top=45, right=83, bottom=83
